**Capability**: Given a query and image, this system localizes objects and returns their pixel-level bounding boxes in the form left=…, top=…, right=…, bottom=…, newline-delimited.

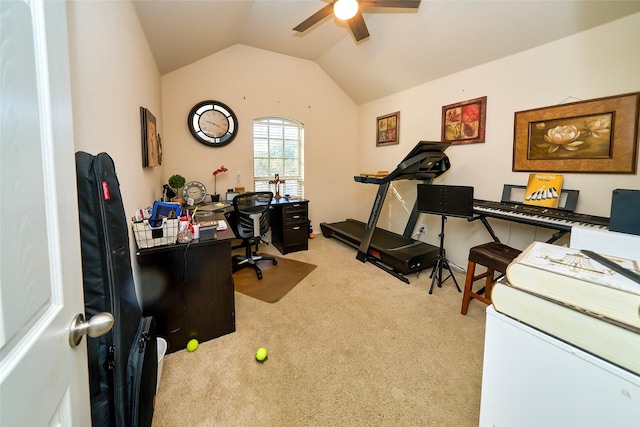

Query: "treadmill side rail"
left=357, top=182, right=389, bottom=262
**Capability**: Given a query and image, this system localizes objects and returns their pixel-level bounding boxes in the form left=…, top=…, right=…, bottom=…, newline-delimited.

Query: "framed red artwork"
left=441, top=96, right=487, bottom=145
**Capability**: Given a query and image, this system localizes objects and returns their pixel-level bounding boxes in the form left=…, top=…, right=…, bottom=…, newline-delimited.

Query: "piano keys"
left=473, top=199, right=610, bottom=232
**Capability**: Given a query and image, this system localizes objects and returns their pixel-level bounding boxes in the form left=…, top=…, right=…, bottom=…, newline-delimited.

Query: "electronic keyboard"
left=473, top=199, right=610, bottom=232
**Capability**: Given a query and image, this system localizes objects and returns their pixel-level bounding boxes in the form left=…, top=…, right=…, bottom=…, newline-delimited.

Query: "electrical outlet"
left=418, top=225, right=426, bottom=234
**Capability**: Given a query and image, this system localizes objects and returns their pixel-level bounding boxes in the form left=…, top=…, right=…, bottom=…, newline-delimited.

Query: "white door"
left=1, top=0, right=91, bottom=425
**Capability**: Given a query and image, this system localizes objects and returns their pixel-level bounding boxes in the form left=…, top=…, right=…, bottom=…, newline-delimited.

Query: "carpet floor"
left=152, top=236, right=486, bottom=426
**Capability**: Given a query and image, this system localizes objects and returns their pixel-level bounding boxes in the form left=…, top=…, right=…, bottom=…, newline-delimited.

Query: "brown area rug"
left=232, top=254, right=316, bottom=303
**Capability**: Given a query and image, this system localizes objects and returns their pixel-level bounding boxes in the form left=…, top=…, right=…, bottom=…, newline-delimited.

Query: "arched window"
left=253, top=116, right=304, bottom=198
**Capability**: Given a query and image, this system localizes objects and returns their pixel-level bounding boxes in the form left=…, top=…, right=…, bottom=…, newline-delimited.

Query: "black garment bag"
left=75, top=151, right=157, bottom=427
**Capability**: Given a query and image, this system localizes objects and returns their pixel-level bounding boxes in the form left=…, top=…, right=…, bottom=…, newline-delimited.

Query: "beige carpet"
left=152, top=236, right=487, bottom=426
left=233, top=255, right=317, bottom=303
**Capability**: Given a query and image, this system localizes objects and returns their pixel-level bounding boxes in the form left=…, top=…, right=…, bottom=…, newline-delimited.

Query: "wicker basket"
left=132, top=218, right=178, bottom=249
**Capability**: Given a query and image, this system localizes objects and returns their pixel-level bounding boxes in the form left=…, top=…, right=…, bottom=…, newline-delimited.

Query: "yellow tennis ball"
left=255, top=347, right=267, bottom=361
left=187, top=339, right=199, bottom=352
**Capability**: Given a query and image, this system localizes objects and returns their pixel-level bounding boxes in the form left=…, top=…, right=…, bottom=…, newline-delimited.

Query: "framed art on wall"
left=376, top=111, right=400, bottom=146
left=140, top=106, right=160, bottom=168
left=441, top=96, right=487, bottom=145
left=512, top=92, right=640, bottom=173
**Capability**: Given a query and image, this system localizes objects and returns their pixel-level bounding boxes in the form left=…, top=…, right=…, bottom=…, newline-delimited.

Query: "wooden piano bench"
left=461, top=242, right=522, bottom=315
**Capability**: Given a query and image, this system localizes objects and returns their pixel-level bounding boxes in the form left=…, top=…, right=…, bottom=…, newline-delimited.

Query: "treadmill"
left=320, top=141, right=451, bottom=283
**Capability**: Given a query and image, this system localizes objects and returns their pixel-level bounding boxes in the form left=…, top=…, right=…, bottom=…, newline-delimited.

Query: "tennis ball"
left=255, top=347, right=267, bottom=361
left=187, top=339, right=199, bottom=352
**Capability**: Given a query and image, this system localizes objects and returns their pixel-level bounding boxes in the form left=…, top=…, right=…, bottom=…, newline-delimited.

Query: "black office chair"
left=225, top=191, right=277, bottom=279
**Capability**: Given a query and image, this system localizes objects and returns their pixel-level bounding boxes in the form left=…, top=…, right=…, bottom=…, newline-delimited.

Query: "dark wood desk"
left=135, top=226, right=235, bottom=354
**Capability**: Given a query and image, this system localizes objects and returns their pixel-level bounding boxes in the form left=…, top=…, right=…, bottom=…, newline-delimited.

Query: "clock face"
left=199, top=110, right=229, bottom=138
left=188, top=100, right=238, bottom=147
left=183, top=181, right=207, bottom=204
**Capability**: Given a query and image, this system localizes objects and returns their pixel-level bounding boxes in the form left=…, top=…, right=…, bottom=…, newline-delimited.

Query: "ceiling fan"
left=293, top=0, right=421, bottom=42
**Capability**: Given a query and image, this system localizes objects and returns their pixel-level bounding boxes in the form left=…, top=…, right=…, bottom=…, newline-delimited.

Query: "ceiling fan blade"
left=359, top=0, right=421, bottom=8
left=347, top=10, right=369, bottom=42
left=293, top=3, right=335, bottom=32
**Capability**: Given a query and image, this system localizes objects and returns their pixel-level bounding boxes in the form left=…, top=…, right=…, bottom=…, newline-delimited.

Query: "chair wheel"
left=272, top=259, right=278, bottom=265
left=257, top=272, right=263, bottom=280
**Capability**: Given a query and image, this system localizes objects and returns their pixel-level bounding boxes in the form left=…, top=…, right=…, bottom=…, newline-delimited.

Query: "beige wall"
left=357, top=12, right=640, bottom=268
left=67, top=1, right=639, bottom=279
left=66, top=0, right=164, bottom=296
left=160, top=44, right=360, bottom=226
left=67, top=0, right=164, bottom=210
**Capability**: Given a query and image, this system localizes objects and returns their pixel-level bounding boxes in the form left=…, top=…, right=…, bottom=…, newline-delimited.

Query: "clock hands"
left=205, top=120, right=223, bottom=129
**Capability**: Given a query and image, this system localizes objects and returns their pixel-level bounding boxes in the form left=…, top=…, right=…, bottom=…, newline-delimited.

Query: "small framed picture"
left=376, top=111, right=400, bottom=147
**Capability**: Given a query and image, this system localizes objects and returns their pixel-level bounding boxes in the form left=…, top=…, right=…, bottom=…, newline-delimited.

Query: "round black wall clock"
left=187, top=100, right=238, bottom=147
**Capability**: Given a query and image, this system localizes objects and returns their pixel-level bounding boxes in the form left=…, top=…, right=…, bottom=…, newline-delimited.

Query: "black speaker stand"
left=429, top=215, right=461, bottom=294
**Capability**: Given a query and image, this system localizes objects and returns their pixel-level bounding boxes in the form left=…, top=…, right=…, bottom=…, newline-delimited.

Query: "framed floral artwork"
left=513, top=92, right=639, bottom=173
left=376, top=111, right=399, bottom=146
left=441, top=96, right=487, bottom=145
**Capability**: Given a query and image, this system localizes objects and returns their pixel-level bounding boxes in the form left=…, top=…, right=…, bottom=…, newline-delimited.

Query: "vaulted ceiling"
left=132, top=0, right=640, bottom=105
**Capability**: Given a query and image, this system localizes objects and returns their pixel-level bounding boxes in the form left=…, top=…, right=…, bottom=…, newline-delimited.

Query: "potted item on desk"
left=168, top=174, right=186, bottom=204
left=211, top=165, right=228, bottom=203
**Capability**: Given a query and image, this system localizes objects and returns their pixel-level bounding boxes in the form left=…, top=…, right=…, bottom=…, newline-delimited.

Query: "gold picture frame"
left=376, top=111, right=399, bottom=146
left=441, top=96, right=487, bottom=145
left=513, top=92, right=639, bottom=173
left=140, top=106, right=160, bottom=168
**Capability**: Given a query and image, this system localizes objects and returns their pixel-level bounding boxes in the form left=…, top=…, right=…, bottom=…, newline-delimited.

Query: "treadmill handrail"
left=355, top=152, right=428, bottom=184
left=354, top=151, right=449, bottom=184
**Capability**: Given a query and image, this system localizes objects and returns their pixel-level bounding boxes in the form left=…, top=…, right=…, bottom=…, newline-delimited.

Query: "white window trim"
left=252, top=116, right=304, bottom=198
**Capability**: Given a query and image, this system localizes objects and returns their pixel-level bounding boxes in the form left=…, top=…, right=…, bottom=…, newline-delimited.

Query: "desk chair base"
left=232, top=250, right=277, bottom=280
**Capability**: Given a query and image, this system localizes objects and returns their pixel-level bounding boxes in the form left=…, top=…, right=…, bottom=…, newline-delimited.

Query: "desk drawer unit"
left=271, top=200, right=309, bottom=254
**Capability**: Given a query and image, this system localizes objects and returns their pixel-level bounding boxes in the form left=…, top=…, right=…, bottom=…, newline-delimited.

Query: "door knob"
left=69, top=312, right=114, bottom=348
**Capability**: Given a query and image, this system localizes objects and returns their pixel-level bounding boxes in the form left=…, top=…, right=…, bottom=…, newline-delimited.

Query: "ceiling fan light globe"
left=334, top=0, right=358, bottom=20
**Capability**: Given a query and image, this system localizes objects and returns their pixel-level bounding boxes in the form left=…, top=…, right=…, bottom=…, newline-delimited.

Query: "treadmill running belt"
left=320, top=218, right=439, bottom=276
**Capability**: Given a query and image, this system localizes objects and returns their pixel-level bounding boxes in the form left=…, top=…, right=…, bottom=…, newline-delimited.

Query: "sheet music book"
left=523, top=173, right=563, bottom=208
